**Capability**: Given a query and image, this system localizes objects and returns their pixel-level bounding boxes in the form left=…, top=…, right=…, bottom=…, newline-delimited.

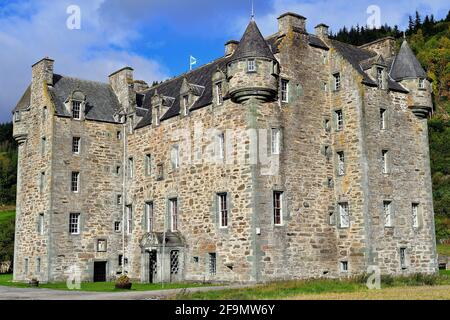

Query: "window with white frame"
left=340, top=261, right=348, bottom=272
left=215, top=82, right=223, bottom=105
left=117, top=194, right=122, bottom=205
left=337, top=151, right=345, bottom=176
left=400, top=248, right=407, bottom=269
left=412, top=203, right=420, bottom=228
left=273, top=191, right=283, bottom=226
left=418, top=78, right=425, bottom=89
left=271, top=128, right=281, bottom=155
left=335, top=110, right=344, bottom=131
left=376, top=67, right=384, bottom=88
left=218, top=193, right=228, bottom=228
left=128, top=157, right=134, bottom=179
left=117, top=131, right=122, bottom=140
left=170, top=198, right=178, bottom=232
left=145, top=202, right=154, bottom=233
left=333, top=73, right=341, bottom=91
left=69, top=213, right=80, bottom=234
left=145, top=154, right=151, bottom=176
left=114, top=221, right=121, bottom=232
left=281, top=79, right=289, bottom=103
left=126, top=205, right=133, bottom=235
left=339, top=202, right=350, bottom=228
left=247, top=59, right=256, bottom=72
left=14, top=111, right=21, bottom=122
left=72, top=101, right=81, bottom=120
left=380, top=108, right=387, bottom=130
left=183, top=95, right=189, bottom=116
left=171, top=145, right=179, bottom=169
left=71, top=172, right=80, bottom=193
left=384, top=201, right=393, bottom=227
left=36, top=257, right=41, bottom=273
left=72, top=137, right=80, bottom=154
left=38, top=213, right=44, bottom=235
left=217, top=133, right=225, bottom=160
left=382, top=150, right=389, bottom=174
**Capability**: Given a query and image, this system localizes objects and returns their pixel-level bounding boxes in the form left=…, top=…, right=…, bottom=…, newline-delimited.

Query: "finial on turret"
left=251, top=0, right=255, bottom=21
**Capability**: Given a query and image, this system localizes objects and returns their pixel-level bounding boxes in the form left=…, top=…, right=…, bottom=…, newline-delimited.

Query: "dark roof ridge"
left=359, top=36, right=396, bottom=48
left=140, top=56, right=229, bottom=95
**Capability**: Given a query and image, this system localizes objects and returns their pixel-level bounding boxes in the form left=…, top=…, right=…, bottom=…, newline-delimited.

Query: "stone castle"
left=12, top=13, right=438, bottom=284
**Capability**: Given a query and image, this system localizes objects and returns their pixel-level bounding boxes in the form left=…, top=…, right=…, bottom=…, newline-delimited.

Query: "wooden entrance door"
left=93, top=261, right=107, bottom=282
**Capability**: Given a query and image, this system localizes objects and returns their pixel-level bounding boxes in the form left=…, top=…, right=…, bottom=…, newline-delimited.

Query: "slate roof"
left=13, top=85, right=31, bottom=112
left=329, top=39, right=408, bottom=93
left=13, top=75, right=121, bottom=123
left=231, top=20, right=276, bottom=61
left=390, top=40, right=427, bottom=81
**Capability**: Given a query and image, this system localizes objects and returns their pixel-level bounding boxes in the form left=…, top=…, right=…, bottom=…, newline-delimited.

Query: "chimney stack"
left=32, top=57, right=54, bottom=86
left=277, top=12, right=307, bottom=34
left=109, top=66, right=135, bottom=113
left=315, top=23, right=329, bottom=39
left=225, top=40, right=239, bottom=56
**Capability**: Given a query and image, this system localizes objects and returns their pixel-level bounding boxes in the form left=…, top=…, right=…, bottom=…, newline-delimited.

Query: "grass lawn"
left=0, top=274, right=214, bottom=292
left=437, top=244, right=450, bottom=256
left=0, top=210, right=15, bottom=225
left=175, top=272, right=450, bottom=300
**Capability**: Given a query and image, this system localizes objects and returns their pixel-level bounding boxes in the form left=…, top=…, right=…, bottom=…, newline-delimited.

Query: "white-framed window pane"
left=217, top=133, right=225, bottom=159
left=335, top=110, right=343, bottom=131
left=216, top=82, right=223, bottom=105
left=145, top=202, right=153, bottom=233
left=419, top=78, right=425, bottom=89
left=273, top=191, right=283, bottom=226
left=38, top=213, right=44, bottom=235
left=72, top=101, right=81, bottom=119
left=340, top=261, right=348, bottom=272
left=72, top=137, right=80, bottom=154
left=337, top=152, right=345, bottom=176
left=218, top=193, right=228, bottom=228
left=382, top=150, right=389, bottom=174
left=339, top=203, right=349, bottom=228
left=209, top=253, right=217, bottom=275
left=69, top=213, right=80, bottom=234
left=126, top=205, right=133, bottom=234
left=114, top=221, right=121, bottom=232
left=380, top=109, right=386, bottom=130
left=271, top=128, right=281, bottom=155
left=247, top=59, right=256, bottom=72
left=384, top=201, right=392, bottom=227
left=171, top=146, right=179, bottom=169
left=281, top=79, right=289, bottom=103
left=412, top=203, right=419, bottom=228
left=71, top=172, right=79, bottom=192
left=333, top=73, right=341, bottom=90
left=170, top=199, right=178, bottom=232
left=128, top=157, right=134, bottom=178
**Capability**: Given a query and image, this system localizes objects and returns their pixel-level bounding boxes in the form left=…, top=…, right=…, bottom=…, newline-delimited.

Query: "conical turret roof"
left=390, top=40, right=427, bottom=81
left=231, top=20, right=276, bottom=61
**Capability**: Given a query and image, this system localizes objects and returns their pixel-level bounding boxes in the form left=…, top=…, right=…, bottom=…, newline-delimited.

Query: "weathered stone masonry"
left=12, top=13, right=437, bottom=283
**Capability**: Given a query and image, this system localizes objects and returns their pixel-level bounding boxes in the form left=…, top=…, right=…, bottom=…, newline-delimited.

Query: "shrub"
left=115, top=275, right=132, bottom=290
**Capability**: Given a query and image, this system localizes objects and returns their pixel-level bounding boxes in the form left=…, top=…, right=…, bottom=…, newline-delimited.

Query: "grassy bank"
left=175, top=271, right=450, bottom=300
left=0, top=274, right=214, bottom=292
left=0, top=210, right=15, bottom=224
left=437, top=244, right=450, bottom=256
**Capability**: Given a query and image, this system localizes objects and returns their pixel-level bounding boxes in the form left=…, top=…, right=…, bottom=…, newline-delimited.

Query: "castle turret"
left=391, top=40, right=432, bottom=118
left=227, top=20, right=279, bottom=103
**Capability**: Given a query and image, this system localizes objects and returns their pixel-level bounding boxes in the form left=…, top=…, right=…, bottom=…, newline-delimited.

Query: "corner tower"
left=391, top=40, right=432, bottom=118
left=227, top=20, right=279, bottom=103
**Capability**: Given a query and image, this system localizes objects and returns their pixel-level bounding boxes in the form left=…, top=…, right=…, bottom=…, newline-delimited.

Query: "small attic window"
left=418, top=78, right=426, bottom=89
left=376, top=67, right=385, bottom=89
left=14, top=111, right=21, bottom=122
left=247, top=59, right=256, bottom=72
left=72, top=101, right=81, bottom=120
left=182, top=95, right=189, bottom=116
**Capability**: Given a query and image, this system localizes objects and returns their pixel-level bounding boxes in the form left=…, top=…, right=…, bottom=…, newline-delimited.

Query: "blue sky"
left=0, top=0, right=448, bottom=123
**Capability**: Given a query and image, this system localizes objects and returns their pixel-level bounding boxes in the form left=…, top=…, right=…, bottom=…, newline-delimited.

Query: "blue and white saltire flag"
left=190, top=55, right=197, bottom=70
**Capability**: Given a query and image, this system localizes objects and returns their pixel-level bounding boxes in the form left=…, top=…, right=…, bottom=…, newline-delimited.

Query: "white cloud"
left=0, top=0, right=168, bottom=122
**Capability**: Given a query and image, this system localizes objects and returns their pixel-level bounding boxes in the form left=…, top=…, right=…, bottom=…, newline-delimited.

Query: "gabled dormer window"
left=183, top=95, right=189, bottom=116
left=247, top=59, right=256, bottom=72
left=215, top=82, right=223, bottom=105
left=72, top=101, right=81, bottom=120
left=376, top=67, right=385, bottom=89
